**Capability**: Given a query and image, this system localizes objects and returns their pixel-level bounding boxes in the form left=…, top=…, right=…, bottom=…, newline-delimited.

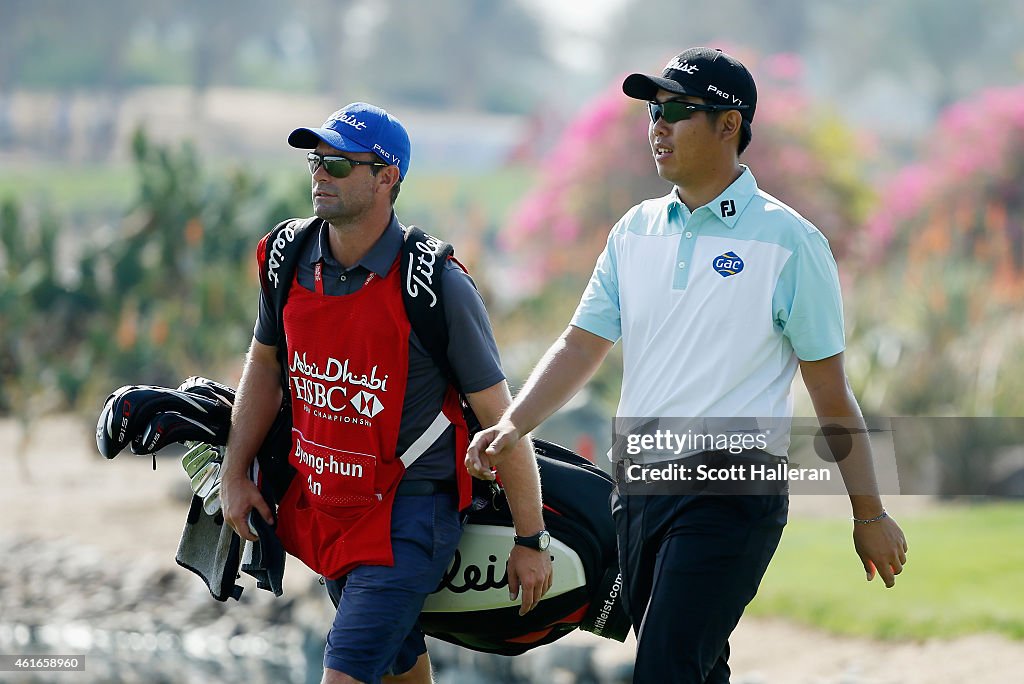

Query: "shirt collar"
left=663, top=165, right=758, bottom=229
left=309, top=212, right=403, bottom=276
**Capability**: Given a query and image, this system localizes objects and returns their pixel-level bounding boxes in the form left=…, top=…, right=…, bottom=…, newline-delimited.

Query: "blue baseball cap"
left=288, top=102, right=411, bottom=179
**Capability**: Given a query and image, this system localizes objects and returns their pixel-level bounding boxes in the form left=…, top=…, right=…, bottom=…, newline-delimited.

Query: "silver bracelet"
left=852, top=509, right=888, bottom=525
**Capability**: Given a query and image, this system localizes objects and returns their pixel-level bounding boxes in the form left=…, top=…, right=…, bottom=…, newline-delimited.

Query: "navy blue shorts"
left=323, top=492, right=463, bottom=683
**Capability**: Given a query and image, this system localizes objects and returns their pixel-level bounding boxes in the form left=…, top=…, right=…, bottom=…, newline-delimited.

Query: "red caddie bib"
left=275, top=257, right=409, bottom=578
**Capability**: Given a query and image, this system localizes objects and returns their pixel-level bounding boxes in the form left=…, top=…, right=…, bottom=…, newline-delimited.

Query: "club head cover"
left=97, top=384, right=231, bottom=459
left=95, top=385, right=140, bottom=459
left=177, top=376, right=236, bottom=408
left=135, top=411, right=227, bottom=454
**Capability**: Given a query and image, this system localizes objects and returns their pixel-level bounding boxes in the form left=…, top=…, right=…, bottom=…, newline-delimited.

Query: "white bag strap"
left=400, top=411, right=452, bottom=468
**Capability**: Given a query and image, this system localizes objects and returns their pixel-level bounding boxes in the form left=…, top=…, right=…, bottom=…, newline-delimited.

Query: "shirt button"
left=339, top=274, right=347, bottom=282
left=685, top=232, right=693, bottom=239
left=678, top=261, right=686, bottom=269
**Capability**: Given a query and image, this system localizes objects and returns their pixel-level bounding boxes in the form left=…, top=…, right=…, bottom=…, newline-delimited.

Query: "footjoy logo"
left=720, top=199, right=736, bottom=217
left=712, top=251, right=744, bottom=277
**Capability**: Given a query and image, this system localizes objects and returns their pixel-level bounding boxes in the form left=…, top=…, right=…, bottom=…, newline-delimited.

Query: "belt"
left=396, top=479, right=457, bottom=496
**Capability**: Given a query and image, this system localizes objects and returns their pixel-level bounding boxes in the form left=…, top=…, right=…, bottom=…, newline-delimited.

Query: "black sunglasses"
left=307, top=152, right=387, bottom=178
left=648, top=99, right=749, bottom=124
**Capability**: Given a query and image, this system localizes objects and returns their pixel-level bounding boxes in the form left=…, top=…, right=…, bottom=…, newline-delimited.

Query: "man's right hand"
left=221, top=473, right=274, bottom=542
left=465, top=420, right=521, bottom=480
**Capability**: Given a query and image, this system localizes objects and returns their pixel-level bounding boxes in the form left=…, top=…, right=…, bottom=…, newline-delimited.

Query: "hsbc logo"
left=351, top=391, right=384, bottom=419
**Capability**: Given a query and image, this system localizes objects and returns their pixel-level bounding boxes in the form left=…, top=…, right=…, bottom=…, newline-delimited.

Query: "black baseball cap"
left=622, top=47, right=757, bottom=125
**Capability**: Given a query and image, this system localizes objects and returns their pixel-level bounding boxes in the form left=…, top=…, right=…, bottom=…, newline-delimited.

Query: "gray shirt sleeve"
left=441, top=260, right=505, bottom=393
left=253, top=288, right=277, bottom=346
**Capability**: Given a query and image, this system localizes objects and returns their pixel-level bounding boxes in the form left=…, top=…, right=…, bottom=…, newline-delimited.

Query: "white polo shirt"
left=571, top=166, right=845, bottom=458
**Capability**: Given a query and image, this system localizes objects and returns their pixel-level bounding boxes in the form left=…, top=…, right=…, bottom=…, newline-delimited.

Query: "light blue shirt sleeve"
left=772, top=231, right=846, bottom=361
left=570, top=226, right=622, bottom=343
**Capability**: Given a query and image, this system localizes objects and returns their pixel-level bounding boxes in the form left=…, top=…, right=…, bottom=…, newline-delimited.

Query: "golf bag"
left=96, top=378, right=629, bottom=653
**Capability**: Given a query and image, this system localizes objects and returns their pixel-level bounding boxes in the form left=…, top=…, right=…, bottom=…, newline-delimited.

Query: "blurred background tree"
left=848, top=86, right=1024, bottom=417
left=839, top=86, right=1024, bottom=495
left=0, top=129, right=304, bottom=427
left=366, top=0, right=553, bottom=113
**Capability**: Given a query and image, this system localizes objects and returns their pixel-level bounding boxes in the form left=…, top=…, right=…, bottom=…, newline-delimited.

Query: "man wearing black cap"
left=468, top=49, right=908, bottom=682
left=221, top=103, right=552, bottom=684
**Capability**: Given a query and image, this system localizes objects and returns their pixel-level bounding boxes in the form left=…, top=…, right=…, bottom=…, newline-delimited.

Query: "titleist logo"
left=590, top=572, right=622, bottom=636
left=406, top=234, right=442, bottom=308
left=331, top=112, right=368, bottom=131
left=266, top=224, right=299, bottom=288
left=438, top=550, right=508, bottom=594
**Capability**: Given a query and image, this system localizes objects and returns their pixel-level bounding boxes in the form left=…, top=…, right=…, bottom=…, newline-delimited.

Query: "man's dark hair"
left=370, top=156, right=402, bottom=205
left=738, top=125, right=751, bottom=156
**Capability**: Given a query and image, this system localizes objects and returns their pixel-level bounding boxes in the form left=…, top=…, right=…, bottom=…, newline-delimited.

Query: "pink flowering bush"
left=499, top=83, right=655, bottom=289
left=500, top=52, right=874, bottom=293
left=865, top=86, right=1024, bottom=301
left=844, top=86, right=1024, bottom=419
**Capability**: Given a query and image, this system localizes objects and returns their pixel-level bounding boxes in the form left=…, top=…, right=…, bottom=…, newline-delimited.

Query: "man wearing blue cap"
left=467, top=49, right=909, bottom=682
left=221, top=103, right=552, bottom=684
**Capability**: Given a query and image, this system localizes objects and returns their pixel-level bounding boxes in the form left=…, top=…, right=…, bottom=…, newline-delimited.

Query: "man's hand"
left=507, top=545, right=554, bottom=616
left=853, top=514, right=908, bottom=588
left=220, top=473, right=274, bottom=543
left=465, top=419, right=521, bottom=480
left=464, top=381, right=551, bottom=614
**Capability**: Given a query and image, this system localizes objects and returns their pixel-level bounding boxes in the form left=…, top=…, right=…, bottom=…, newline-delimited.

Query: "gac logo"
left=712, top=251, right=744, bottom=277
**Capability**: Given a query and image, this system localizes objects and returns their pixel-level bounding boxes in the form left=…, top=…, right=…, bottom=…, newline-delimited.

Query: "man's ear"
left=720, top=110, right=743, bottom=145
left=377, top=165, right=401, bottom=195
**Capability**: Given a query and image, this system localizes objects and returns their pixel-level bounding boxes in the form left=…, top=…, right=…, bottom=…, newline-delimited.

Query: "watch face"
left=537, top=531, right=551, bottom=551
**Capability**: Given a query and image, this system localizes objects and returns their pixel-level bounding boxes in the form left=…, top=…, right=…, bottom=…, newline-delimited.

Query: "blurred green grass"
left=0, top=163, right=136, bottom=214
left=398, top=165, right=535, bottom=222
left=748, top=502, right=1024, bottom=640
left=0, top=161, right=535, bottom=226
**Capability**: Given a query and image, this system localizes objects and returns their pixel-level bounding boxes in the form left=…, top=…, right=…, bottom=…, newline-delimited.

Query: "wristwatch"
left=514, top=530, right=551, bottom=551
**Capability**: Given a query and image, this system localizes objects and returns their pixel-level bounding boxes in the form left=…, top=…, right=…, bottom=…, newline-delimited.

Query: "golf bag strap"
left=400, top=410, right=452, bottom=468
left=257, top=216, right=321, bottom=394
left=400, top=226, right=483, bottom=432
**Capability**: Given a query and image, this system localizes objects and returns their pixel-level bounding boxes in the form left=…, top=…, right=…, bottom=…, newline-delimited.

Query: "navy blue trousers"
left=611, top=492, right=787, bottom=683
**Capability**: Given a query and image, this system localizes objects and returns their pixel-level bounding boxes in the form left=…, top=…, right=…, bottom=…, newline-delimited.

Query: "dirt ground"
left=2, top=415, right=1023, bottom=683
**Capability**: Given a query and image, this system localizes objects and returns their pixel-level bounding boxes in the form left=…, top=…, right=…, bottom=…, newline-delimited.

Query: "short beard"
left=313, top=195, right=369, bottom=226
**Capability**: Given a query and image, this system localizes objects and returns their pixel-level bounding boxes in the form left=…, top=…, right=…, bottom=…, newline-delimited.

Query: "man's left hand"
left=853, top=514, right=908, bottom=588
left=507, top=545, right=553, bottom=616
